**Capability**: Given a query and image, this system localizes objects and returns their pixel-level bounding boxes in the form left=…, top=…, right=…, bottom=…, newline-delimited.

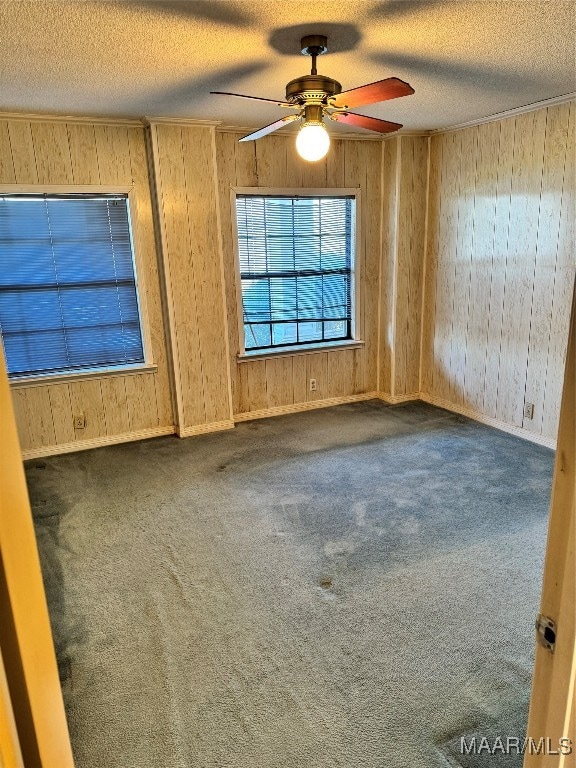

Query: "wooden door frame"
left=525, top=279, right=575, bottom=766
left=0, top=348, right=75, bottom=767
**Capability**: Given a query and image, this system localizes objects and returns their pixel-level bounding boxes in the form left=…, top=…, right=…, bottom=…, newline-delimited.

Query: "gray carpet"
left=27, top=401, right=554, bottom=768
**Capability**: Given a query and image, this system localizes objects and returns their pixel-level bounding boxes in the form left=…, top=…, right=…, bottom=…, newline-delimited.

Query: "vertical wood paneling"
left=393, top=136, right=428, bottom=396
left=152, top=123, right=232, bottom=431
left=100, top=377, right=130, bottom=436
left=422, top=102, right=575, bottom=441
left=68, top=380, right=106, bottom=440
left=48, top=384, right=76, bottom=444
left=0, top=121, right=16, bottom=182
left=496, top=109, right=548, bottom=427
left=154, top=124, right=205, bottom=427
left=215, top=132, right=241, bottom=413
left=342, top=139, right=367, bottom=395
left=127, top=127, right=173, bottom=428
left=216, top=131, right=383, bottom=416
left=379, top=137, right=398, bottom=395
left=125, top=373, right=159, bottom=431
left=181, top=127, right=231, bottom=424
left=24, top=388, right=57, bottom=447
left=482, top=116, right=515, bottom=418
left=444, top=130, right=466, bottom=403
left=264, top=357, right=294, bottom=407
left=231, top=135, right=257, bottom=416
left=432, top=132, right=461, bottom=400
left=2, top=119, right=173, bottom=453
left=66, top=123, right=99, bottom=184
left=328, top=349, right=355, bottom=398
left=6, top=121, right=37, bottom=183
left=361, top=141, right=383, bottom=393
left=541, top=101, right=575, bottom=437
left=461, top=121, right=500, bottom=412
left=291, top=355, right=308, bottom=404
left=524, top=104, right=570, bottom=435
left=29, top=122, right=73, bottom=183
left=450, top=127, right=477, bottom=406
left=246, top=360, right=267, bottom=411
left=420, top=136, right=441, bottom=396
left=306, top=353, right=329, bottom=402
left=326, top=138, right=346, bottom=187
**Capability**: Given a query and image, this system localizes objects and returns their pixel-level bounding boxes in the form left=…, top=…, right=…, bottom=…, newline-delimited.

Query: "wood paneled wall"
left=215, top=131, right=382, bottom=416
left=150, top=123, right=233, bottom=434
left=0, top=118, right=173, bottom=456
left=3, top=103, right=572, bottom=455
left=379, top=135, right=428, bottom=399
left=421, top=102, right=575, bottom=442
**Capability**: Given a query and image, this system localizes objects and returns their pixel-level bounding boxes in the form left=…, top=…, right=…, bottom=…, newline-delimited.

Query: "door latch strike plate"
left=535, top=614, right=556, bottom=653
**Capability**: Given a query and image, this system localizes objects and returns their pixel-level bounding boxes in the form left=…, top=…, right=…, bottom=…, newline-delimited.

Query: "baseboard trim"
left=378, top=392, right=420, bottom=404
left=234, top=392, right=379, bottom=422
left=177, top=419, right=235, bottom=438
left=21, top=394, right=556, bottom=458
left=419, top=392, right=557, bottom=449
left=21, top=425, right=176, bottom=460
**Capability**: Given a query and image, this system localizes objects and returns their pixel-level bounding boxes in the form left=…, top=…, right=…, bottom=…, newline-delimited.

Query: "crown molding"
left=144, top=116, right=222, bottom=128
left=397, top=130, right=433, bottom=137
left=432, top=92, right=575, bottom=135
left=0, top=110, right=142, bottom=126
left=0, top=111, right=224, bottom=129
left=382, top=130, right=432, bottom=141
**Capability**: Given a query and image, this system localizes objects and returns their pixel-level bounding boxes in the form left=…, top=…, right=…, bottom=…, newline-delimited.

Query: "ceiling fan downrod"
left=301, top=34, right=328, bottom=76
left=286, top=36, right=342, bottom=104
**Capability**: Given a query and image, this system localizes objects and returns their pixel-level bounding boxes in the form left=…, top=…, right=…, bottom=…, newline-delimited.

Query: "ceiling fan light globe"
left=296, top=123, right=330, bottom=162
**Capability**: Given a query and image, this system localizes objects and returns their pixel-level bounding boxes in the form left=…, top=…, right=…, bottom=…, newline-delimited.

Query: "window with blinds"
left=0, top=193, right=145, bottom=379
left=235, top=194, right=356, bottom=352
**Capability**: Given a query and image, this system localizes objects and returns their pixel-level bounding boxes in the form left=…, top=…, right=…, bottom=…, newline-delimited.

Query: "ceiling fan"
left=211, top=35, right=415, bottom=161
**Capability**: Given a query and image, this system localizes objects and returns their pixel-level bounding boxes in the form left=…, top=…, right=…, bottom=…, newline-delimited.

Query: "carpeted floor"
left=27, top=401, right=554, bottom=768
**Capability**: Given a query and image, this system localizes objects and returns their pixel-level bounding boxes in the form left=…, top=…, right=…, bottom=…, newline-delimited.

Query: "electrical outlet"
left=309, top=378, right=317, bottom=392
left=524, top=402, right=535, bottom=420
left=74, top=414, right=86, bottom=429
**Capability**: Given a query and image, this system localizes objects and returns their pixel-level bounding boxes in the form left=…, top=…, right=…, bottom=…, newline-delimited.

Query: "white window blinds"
left=0, top=193, right=144, bottom=378
left=235, top=195, right=355, bottom=351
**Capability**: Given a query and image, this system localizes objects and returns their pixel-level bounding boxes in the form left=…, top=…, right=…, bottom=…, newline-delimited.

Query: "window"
left=0, top=191, right=146, bottom=380
left=235, top=192, right=358, bottom=354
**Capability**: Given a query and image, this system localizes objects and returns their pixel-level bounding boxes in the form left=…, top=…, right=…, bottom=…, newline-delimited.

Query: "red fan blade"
left=239, top=114, right=300, bottom=142
left=211, top=91, right=292, bottom=108
left=331, top=77, right=414, bottom=109
left=330, top=112, right=402, bottom=134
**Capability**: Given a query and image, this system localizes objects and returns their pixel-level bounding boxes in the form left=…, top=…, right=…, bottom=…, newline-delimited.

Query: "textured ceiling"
left=0, top=0, right=574, bottom=133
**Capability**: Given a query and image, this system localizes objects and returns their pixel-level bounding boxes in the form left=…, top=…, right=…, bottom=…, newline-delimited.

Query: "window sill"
left=9, top=363, right=158, bottom=389
left=238, top=340, right=364, bottom=363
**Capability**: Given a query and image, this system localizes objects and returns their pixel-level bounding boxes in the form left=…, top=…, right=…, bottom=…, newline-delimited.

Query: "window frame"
left=0, top=184, right=155, bottom=387
left=231, top=187, right=362, bottom=360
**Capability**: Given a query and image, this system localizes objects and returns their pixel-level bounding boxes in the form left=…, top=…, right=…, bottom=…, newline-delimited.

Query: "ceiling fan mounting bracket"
left=300, top=35, right=328, bottom=57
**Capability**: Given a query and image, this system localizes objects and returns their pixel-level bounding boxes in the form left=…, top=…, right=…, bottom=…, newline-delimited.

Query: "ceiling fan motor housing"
left=285, top=74, right=342, bottom=104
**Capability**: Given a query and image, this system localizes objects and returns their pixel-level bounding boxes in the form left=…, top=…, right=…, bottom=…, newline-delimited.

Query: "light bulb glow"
left=296, top=123, right=330, bottom=162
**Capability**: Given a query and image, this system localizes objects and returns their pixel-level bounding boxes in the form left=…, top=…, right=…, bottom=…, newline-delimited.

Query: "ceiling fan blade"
left=239, top=115, right=300, bottom=142
left=211, top=91, right=292, bottom=108
left=330, top=112, right=402, bottom=134
left=331, top=77, right=414, bottom=109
